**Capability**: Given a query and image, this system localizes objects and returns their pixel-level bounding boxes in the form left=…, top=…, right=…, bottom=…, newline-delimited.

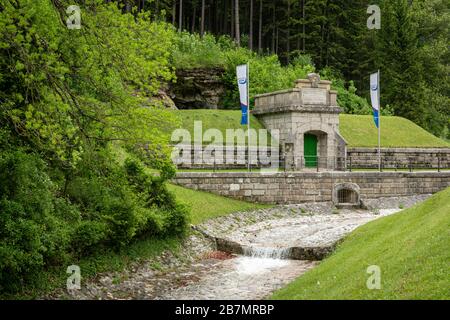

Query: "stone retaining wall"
left=172, top=172, right=450, bottom=204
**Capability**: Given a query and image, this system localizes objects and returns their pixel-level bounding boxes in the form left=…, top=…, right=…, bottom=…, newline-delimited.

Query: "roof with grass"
left=339, top=115, right=449, bottom=148
left=175, top=110, right=450, bottom=148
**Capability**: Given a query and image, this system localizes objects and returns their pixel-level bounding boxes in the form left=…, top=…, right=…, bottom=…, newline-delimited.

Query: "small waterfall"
left=242, top=246, right=292, bottom=260
left=236, top=246, right=292, bottom=275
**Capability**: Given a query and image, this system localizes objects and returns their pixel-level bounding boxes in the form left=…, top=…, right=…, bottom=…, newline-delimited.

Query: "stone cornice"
left=252, top=104, right=342, bottom=115
left=348, top=147, right=450, bottom=153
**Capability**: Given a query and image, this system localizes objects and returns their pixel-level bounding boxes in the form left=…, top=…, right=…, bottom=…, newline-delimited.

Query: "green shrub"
left=71, top=221, right=108, bottom=256
left=172, top=33, right=377, bottom=115
left=221, top=49, right=314, bottom=109
left=172, top=32, right=226, bottom=69
left=0, top=146, right=189, bottom=293
left=0, top=1, right=188, bottom=294
left=124, top=158, right=189, bottom=236
left=0, top=151, right=71, bottom=292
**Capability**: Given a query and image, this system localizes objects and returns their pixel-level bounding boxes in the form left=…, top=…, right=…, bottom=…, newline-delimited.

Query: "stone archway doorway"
left=303, top=131, right=328, bottom=169
left=304, top=134, right=318, bottom=167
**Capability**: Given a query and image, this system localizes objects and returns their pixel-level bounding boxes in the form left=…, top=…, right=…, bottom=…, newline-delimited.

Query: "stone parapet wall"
left=347, top=147, right=450, bottom=169
left=172, top=146, right=450, bottom=170
left=173, top=145, right=280, bottom=169
left=172, top=172, right=450, bottom=204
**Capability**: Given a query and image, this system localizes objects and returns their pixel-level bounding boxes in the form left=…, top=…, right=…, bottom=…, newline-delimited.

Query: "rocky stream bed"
left=48, top=195, right=430, bottom=300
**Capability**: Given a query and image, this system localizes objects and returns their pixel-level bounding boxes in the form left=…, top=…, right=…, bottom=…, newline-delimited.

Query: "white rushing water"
left=235, top=256, right=289, bottom=275
left=243, top=246, right=292, bottom=259
left=235, top=246, right=292, bottom=275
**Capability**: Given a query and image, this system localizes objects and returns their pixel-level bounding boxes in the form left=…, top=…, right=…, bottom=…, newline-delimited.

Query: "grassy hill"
left=175, top=110, right=266, bottom=145
left=175, top=110, right=450, bottom=148
left=167, top=183, right=271, bottom=224
left=271, top=187, right=450, bottom=300
left=340, top=115, right=450, bottom=148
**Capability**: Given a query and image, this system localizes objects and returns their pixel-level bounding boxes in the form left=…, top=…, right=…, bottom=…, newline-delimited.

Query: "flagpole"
left=247, top=62, right=251, bottom=172
left=378, top=69, right=381, bottom=172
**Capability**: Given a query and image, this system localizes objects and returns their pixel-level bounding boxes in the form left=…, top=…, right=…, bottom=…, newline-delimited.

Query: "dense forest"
left=0, top=0, right=448, bottom=295
left=118, top=0, right=449, bottom=139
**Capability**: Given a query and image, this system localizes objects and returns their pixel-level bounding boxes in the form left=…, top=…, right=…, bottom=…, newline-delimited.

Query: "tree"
left=286, top=0, right=291, bottom=63
left=179, top=0, right=183, bottom=32
left=201, top=0, right=206, bottom=37
left=258, top=0, right=262, bottom=52
left=376, top=0, right=450, bottom=138
left=376, top=0, right=427, bottom=129
left=235, top=0, right=240, bottom=46
left=0, top=0, right=178, bottom=166
left=249, top=0, right=254, bottom=50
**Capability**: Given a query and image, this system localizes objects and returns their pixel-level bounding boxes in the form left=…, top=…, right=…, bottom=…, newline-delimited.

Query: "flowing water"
left=237, top=247, right=292, bottom=275
left=155, top=208, right=405, bottom=299
left=242, top=246, right=292, bottom=260
left=60, top=205, right=415, bottom=300
left=155, top=209, right=405, bottom=299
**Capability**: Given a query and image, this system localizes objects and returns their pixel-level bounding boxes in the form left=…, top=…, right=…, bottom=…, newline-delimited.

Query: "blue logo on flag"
left=238, top=78, right=247, bottom=85
left=241, top=104, right=248, bottom=125
left=373, top=109, right=379, bottom=128
left=371, top=84, right=378, bottom=91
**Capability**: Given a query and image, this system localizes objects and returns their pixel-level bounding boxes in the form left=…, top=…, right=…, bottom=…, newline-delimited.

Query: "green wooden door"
left=304, top=134, right=318, bottom=167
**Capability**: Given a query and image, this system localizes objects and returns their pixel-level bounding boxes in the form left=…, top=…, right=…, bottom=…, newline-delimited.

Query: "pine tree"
left=376, top=0, right=426, bottom=127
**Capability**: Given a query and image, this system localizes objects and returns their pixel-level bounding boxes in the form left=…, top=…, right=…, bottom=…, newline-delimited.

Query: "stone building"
left=253, top=73, right=347, bottom=171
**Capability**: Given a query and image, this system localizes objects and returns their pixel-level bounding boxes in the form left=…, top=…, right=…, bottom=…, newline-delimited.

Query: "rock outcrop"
left=170, top=67, right=226, bottom=109
left=147, top=88, right=178, bottom=109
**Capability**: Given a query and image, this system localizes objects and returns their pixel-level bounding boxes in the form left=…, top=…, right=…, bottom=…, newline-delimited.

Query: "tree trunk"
left=271, top=3, right=276, bottom=53
left=276, top=26, right=279, bottom=55
left=302, top=0, right=306, bottom=52
left=286, top=0, right=291, bottom=63
left=231, top=0, right=235, bottom=38
left=172, top=1, right=176, bottom=26
left=178, top=0, right=183, bottom=32
left=249, top=0, right=254, bottom=50
left=223, top=0, right=229, bottom=34
left=215, top=0, right=219, bottom=34
left=192, top=3, right=196, bottom=33
left=235, top=0, right=240, bottom=46
left=208, top=2, right=212, bottom=32
left=258, top=0, right=262, bottom=53
left=200, top=0, right=205, bottom=36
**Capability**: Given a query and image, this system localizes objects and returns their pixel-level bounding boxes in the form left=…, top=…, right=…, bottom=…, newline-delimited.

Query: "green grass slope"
left=167, top=183, right=271, bottom=224
left=175, top=110, right=449, bottom=148
left=175, top=110, right=266, bottom=145
left=272, top=187, right=450, bottom=300
left=339, top=115, right=450, bottom=148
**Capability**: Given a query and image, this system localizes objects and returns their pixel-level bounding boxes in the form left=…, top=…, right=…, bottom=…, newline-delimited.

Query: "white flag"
left=237, top=64, right=249, bottom=125
left=370, top=71, right=380, bottom=128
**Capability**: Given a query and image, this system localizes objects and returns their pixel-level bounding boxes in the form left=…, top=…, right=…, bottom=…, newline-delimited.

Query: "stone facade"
left=172, top=172, right=450, bottom=204
left=253, top=74, right=347, bottom=171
